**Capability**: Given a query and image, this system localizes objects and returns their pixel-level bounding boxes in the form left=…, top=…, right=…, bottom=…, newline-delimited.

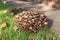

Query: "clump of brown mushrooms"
left=14, top=10, right=48, bottom=33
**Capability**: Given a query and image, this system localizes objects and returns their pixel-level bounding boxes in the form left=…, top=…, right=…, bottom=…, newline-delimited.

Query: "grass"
left=0, top=1, right=60, bottom=40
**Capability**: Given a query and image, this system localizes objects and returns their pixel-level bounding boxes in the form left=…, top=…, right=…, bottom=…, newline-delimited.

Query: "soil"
left=45, top=10, right=60, bottom=36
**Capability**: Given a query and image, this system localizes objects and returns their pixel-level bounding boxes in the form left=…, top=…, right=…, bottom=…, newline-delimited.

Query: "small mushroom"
left=40, top=14, right=44, bottom=17
left=29, top=27, right=32, bottom=30
left=44, top=22, right=48, bottom=25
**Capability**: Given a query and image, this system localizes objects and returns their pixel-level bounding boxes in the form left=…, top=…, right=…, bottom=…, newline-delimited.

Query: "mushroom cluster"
left=14, top=10, right=48, bottom=33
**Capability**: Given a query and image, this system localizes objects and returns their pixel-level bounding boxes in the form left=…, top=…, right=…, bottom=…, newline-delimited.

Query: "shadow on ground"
left=48, top=19, right=53, bottom=28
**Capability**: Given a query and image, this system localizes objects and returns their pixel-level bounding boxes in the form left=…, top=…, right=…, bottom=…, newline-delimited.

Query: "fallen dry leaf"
left=0, top=22, right=7, bottom=29
left=3, top=9, right=9, bottom=14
